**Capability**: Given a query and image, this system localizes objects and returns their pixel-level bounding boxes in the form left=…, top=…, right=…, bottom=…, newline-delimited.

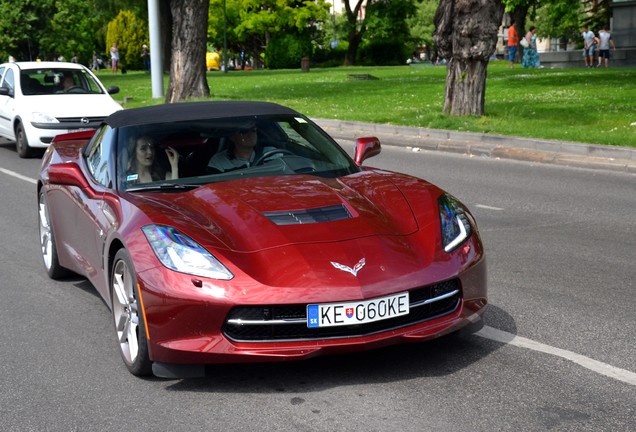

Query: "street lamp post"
left=148, top=0, right=163, bottom=98
left=223, top=0, right=228, bottom=73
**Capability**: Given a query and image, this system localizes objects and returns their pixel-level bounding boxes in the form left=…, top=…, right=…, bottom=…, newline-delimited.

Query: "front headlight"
left=438, top=193, right=473, bottom=253
left=30, top=112, right=60, bottom=124
left=142, top=225, right=233, bottom=280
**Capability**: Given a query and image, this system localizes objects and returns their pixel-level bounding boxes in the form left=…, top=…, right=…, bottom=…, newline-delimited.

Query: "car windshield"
left=20, top=68, right=104, bottom=96
left=117, top=114, right=360, bottom=192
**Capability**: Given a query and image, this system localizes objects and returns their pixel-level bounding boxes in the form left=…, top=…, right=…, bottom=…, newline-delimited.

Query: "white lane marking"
left=475, top=204, right=504, bottom=211
left=0, top=167, right=37, bottom=185
left=476, top=326, right=636, bottom=386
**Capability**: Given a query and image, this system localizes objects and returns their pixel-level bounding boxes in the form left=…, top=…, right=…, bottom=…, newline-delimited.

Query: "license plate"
left=307, top=292, right=409, bottom=328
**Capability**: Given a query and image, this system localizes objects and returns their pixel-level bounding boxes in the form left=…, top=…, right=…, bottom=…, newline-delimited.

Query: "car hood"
left=132, top=170, right=441, bottom=254
left=18, top=94, right=122, bottom=116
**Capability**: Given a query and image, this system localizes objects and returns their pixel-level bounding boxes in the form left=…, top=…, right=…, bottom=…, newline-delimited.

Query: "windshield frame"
left=116, top=113, right=360, bottom=193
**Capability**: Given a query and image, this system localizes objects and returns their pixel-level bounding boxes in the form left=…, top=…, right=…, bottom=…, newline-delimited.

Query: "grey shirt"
left=208, top=146, right=275, bottom=172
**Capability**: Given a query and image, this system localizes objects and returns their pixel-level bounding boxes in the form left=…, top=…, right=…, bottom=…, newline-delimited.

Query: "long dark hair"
left=127, top=136, right=165, bottom=182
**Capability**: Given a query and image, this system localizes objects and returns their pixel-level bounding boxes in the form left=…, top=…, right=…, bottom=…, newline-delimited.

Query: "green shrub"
left=106, top=10, right=148, bottom=71
left=265, top=33, right=313, bottom=69
left=357, top=40, right=409, bottom=66
left=313, top=43, right=348, bottom=67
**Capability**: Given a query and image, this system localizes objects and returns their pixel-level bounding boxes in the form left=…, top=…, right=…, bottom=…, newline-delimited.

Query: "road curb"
left=314, top=118, right=636, bottom=174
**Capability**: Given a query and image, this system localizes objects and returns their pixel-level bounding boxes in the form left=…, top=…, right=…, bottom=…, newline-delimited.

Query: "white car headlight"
left=142, top=225, right=233, bottom=280
left=30, top=112, right=59, bottom=124
left=438, top=194, right=473, bottom=253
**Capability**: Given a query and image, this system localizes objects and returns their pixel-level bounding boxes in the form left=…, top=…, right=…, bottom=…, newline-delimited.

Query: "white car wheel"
left=16, top=122, right=35, bottom=158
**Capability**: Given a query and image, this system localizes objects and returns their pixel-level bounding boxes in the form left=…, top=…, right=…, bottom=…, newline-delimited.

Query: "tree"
left=343, top=0, right=367, bottom=65
left=207, top=0, right=329, bottom=69
left=360, top=0, right=416, bottom=65
left=342, top=0, right=419, bottom=66
left=0, top=0, right=149, bottom=63
left=165, top=0, right=210, bottom=103
left=504, top=0, right=536, bottom=45
left=408, top=0, right=439, bottom=60
left=44, top=0, right=103, bottom=65
left=433, top=0, right=504, bottom=116
left=533, top=0, right=581, bottom=45
left=0, top=0, right=56, bottom=61
left=265, top=32, right=313, bottom=69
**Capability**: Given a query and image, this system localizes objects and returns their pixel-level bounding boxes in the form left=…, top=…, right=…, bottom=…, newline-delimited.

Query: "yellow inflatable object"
left=206, top=52, right=220, bottom=71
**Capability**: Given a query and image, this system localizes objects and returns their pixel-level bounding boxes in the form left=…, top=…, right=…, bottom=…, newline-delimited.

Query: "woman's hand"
left=165, top=146, right=180, bottom=179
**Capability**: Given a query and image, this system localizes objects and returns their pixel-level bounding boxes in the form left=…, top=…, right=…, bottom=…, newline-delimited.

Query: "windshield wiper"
left=125, top=183, right=201, bottom=192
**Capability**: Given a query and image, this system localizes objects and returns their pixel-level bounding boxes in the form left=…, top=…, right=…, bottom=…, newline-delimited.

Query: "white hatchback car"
left=0, top=61, right=123, bottom=157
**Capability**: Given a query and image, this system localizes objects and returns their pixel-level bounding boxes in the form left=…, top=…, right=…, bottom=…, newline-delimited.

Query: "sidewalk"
left=315, top=118, right=636, bottom=174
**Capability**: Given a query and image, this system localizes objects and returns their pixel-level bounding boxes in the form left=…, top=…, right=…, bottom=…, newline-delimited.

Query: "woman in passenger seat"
left=126, top=136, right=180, bottom=183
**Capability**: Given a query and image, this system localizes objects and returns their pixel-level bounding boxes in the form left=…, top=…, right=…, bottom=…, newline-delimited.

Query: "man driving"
left=208, top=123, right=276, bottom=172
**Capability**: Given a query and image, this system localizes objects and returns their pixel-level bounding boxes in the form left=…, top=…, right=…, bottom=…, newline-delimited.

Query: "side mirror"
left=0, top=87, right=13, bottom=97
left=353, top=137, right=381, bottom=166
left=48, top=162, right=91, bottom=190
left=107, top=85, right=120, bottom=95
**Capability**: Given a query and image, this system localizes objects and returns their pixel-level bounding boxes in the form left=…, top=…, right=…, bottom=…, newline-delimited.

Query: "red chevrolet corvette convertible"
left=37, top=101, right=486, bottom=378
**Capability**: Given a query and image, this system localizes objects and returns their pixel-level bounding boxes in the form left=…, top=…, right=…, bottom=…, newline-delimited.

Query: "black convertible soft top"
left=106, top=101, right=300, bottom=128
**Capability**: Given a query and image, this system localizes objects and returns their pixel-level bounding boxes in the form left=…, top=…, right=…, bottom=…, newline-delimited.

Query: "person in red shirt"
left=507, top=20, right=519, bottom=68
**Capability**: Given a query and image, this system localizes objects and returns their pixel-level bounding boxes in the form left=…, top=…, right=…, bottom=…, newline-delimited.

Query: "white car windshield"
left=20, top=68, right=104, bottom=95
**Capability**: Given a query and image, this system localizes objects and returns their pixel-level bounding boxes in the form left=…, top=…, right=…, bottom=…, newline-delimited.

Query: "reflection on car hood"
left=134, top=170, right=441, bottom=253
left=18, top=94, right=122, bottom=117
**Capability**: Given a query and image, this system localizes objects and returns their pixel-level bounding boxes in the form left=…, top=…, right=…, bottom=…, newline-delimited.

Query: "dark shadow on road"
left=162, top=304, right=515, bottom=393
left=0, top=137, right=46, bottom=157
left=71, top=278, right=103, bottom=300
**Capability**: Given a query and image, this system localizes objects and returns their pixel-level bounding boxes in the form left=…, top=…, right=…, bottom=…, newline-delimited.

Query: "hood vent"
left=264, top=204, right=352, bottom=225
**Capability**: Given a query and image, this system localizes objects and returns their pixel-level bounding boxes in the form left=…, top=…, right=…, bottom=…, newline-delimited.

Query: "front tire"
left=38, top=190, right=70, bottom=279
left=111, top=249, right=152, bottom=376
left=15, top=122, right=35, bottom=158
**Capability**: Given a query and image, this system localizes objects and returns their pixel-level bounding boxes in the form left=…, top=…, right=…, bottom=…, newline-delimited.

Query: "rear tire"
left=38, top=190, right=71, bottom=279
left=111, top=249, right=152, bottom=376
left=15, top=122, right=35, bottom=158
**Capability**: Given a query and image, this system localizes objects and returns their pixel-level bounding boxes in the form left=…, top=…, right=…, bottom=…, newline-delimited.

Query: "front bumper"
left=137, top=250, right=487, bottom=373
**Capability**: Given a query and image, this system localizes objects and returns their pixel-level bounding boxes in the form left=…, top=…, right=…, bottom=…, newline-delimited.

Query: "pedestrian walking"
left=141, top=44, right=150, bottom=72
left=110, top=42, right=120, bottom=74
left=522, top=27, right=541, bottom=68
left=91, top=51, right=99, bottom=72
left=597, top=27, right=616, bottom=68
left=582, top=26, right=596, bottom=68
left=507, top=20, right=519, bottom=68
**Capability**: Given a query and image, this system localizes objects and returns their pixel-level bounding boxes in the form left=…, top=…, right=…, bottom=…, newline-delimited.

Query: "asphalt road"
left=0, top=139, right=634, bottom=432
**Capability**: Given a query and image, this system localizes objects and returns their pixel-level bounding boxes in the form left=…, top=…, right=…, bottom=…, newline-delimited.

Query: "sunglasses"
left=137, top=143, right=155, bottom=152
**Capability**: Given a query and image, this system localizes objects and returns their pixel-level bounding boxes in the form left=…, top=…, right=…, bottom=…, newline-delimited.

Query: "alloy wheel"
left=112, top=259, right=140, bottom=365
left=38, top=193, right=53, bottom=271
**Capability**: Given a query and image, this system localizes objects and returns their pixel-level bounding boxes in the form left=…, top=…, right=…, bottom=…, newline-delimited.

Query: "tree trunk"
left=443, top=58, right=488, bottom=115
left=344, top=32, right=362, bottom=66
left=433, top=0, right=504, bottom=116
left=165, top=0, right=210, bottom=103
left=343, top=0, right=366, bottom=66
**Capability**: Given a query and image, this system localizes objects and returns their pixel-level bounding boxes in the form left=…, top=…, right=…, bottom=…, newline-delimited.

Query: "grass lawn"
left=96, top=62, right=636, bottom=147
